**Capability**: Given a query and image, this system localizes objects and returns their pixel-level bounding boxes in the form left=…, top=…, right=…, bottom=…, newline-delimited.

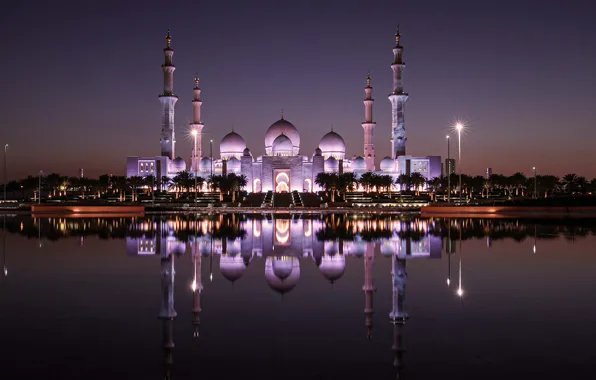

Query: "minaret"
left=362, top=242, right=376, bottom=339
left=362, top=73, right=376, bottom=171
left=190, top=75, right=204, bottom=172
left=158, top=250, right=177, bottom=379
left=390, top=253, right=408, bottom=378
left=159, top=30, right=178, bottom=160
left=388, top=26, right=408, bottom=159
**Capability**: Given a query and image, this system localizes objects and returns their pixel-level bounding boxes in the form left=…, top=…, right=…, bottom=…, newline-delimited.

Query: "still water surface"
left=1, top=214, right=595, bottom=379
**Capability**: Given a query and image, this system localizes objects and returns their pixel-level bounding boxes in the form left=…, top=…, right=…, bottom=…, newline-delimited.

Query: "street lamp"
left=210, top=139, right=213, bottom=178
left=38, top=170, right=43, bottom=204
left=455, top=123, right=463, bottom=199
left=532, top=166, right=537, bottom=199
left=191, top=129, right=198, bottom=211
left=3, top=144, right=7, bottom=202
left=446, top=135, right=450, bottom=203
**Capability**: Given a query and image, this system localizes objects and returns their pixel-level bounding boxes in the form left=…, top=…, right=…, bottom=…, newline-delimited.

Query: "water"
left=1, top=214, right=595, bottom=379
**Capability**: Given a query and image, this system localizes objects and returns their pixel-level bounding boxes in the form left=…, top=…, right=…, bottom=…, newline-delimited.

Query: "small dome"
left=219, top=254, right=246, bottom=282
left=380, top=157, right=395, bottom=172
left=324, top=157, right=339, bottom=172
left=199, top=157, right=212, bottom=171
left=380, top=241, right=399, bottom=256
left=220, top=131, right=246, bottom=159
left=226, top=157, right=241, bottom=172
left=166, top=236, right=186, bottom=256
left=352, top=156, right=366, bottom=171
left=319, top=254, right=346, bottom=283
left=171, top=157, right=187, bottom=172
left=265, top=118, right=300, bottom=155
left=243, top=148, right=251, bottom=156
left=272, top=133, right=293, bottom=156
left=265, top=256, right=300, bottom=294
left=314, top=147, right=322, bottom=156
left=319, top=131, right=346, bottom=159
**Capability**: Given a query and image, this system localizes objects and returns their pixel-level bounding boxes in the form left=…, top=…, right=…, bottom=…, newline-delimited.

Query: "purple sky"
left=2, top=0, right=595, bottom=179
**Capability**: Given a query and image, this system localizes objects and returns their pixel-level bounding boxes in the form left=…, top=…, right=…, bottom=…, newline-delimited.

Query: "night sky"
left=2, top=0, right=595, bottom=179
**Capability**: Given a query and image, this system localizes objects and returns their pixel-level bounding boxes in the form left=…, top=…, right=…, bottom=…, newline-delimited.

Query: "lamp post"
left=455, top=123, right=463, bottom=199
left=192, top=130, right=198, bottom=211
left=38, top=170, right=43, bottom=204
left=3, top=144, right=7, bottom=202
left=209, top=139, right=213, bottom=178
left=532, top=166, right=537, bottom=199
left=446, top=135, right=450, bottom=203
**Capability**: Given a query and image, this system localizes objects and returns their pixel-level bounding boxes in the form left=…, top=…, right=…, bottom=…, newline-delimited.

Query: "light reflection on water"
left=1, top=213, right=596, bottom=379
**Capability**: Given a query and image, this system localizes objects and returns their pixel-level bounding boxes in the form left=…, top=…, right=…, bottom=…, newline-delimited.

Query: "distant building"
left=445, top=158, right=456, bottom=176
left=486, top=167, right=493, bottom=178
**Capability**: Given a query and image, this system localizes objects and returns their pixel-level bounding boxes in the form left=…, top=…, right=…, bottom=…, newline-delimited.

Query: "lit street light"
left=446, top=135, right=450, bottom=203
left=455, top=123, right=463, bottom=199
left=533, top=166, right=537, bottom=199
left=210, top=139, right=213, bottom=179
left=38, top=170, right=43, bottom=205
left=3, top=144, right=8, bottom=202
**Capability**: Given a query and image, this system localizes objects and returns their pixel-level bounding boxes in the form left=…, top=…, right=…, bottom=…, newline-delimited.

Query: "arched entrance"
left=275, top=171, right=290, bottom=193
left=304, top=178, right=312, bottom=192
left=253, top=178, right=262, bottom=193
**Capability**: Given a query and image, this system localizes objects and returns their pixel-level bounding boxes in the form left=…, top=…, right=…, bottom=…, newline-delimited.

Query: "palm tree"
left=172, top=171, right=194, bottom=197
left=576, top=176, right=588, bottom=194
left=127, top=176, right=145, bottom=201
left=410, top=172, right=426, bottom=195
left=359, top=172, right=376, bottom=193
left=160, top=176, right=171, bottom=192
left=337, top=173, right=357, bottom=201
left=45, top=173, right=62, bottom=196
left=396, top=174, right=411, bottom=193
left=315, top=172, right=338, bottom=202
left=561, top=173, right=578, bottom=193
left=510, top=172, right=527, bottom=196
left=426, top=177, right=442, bottom=199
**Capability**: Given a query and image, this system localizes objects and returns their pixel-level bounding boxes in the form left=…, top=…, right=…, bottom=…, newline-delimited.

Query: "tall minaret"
left=362, top=242, right=376, bottom=339
left=362, top=73, right=376, bottom=171
left=388, top=26, right=408, bottom=159
left=158, top=250, right=177, bottom=379
left=159, top=30, right=178, bottom=160
left=190, top=75, right=204, bottom=172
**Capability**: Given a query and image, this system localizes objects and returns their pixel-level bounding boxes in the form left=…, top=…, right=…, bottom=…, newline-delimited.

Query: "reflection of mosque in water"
left=140, top=216, right=440, bottom=378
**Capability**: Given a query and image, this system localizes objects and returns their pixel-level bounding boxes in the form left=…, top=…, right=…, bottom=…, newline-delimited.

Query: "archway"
left=304, top=178, right=312, bottom=193
left=275, top=172, right=290, bottom=193
left=253, top=178, right=262, bottom=193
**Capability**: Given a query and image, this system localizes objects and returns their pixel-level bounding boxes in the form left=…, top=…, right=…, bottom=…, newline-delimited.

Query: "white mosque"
left=126, top=28, right=441, bottom=191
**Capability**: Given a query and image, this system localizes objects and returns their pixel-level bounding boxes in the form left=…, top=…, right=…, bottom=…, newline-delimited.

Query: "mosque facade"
left=126, top=28, right=441, bottom=190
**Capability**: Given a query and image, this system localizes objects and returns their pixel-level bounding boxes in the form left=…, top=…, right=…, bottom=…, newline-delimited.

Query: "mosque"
left=126, top=28, right=442, bottom=191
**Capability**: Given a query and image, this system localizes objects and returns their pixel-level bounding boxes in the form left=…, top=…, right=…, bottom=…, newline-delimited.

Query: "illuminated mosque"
left=126, top=28, right=441, bottom=190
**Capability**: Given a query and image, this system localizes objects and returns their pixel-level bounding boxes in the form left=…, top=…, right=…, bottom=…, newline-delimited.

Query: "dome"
left=199, top=157, right=212, bottom=171
left=219, top=254, right=246, bottom=282
left=226, top=157, right=241, bottom=173
left=380, top=156, right=395, bottom=172
left=265, top=118, right=300, bottom=155
left=314, top=147, right=322, bottom=156
left=352, top=156, right=366, bottom=171
left=271, top=133, right=293, bottom=156
left=220, top=131, right=246, bottom=159
left=324, top=157, right=339, bottom=173
left=380, top=240, right=399, bottom=256
left=265, top=256, right=300, bottom=294
left=171, top=157, right=187, bottom=172
left=319, top=131, right=346, bottom=159
left=319, top=254, right=346, bottom=283
left=243, top=148, right=251, bottom=156
left=166, top=236, right=186, bottom=256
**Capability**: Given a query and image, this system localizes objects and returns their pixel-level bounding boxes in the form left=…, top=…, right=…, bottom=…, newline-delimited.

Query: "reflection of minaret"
left=191, top=239, right=203, bottom=338
left=159, top=251, right=177, bottom=379
left=390, top=254, right=408, bottom=378
left=362, top=242, right=375, bottom=339
left=2, top=216, right=7, bottom=277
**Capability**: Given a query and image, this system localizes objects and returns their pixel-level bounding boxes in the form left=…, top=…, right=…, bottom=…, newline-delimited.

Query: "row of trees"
left=2, top=171, right=248, bottom=203
left=314, top=171, right=596, bottom=200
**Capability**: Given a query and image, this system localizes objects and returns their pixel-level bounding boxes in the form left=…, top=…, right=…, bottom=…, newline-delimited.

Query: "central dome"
left=272, top=133, right=293, bottom=156
left=220, top=131, right=246, bottom=160
left=319, top=131, right=346, bottom=159
left=265, top=118, right=300, bottom=155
